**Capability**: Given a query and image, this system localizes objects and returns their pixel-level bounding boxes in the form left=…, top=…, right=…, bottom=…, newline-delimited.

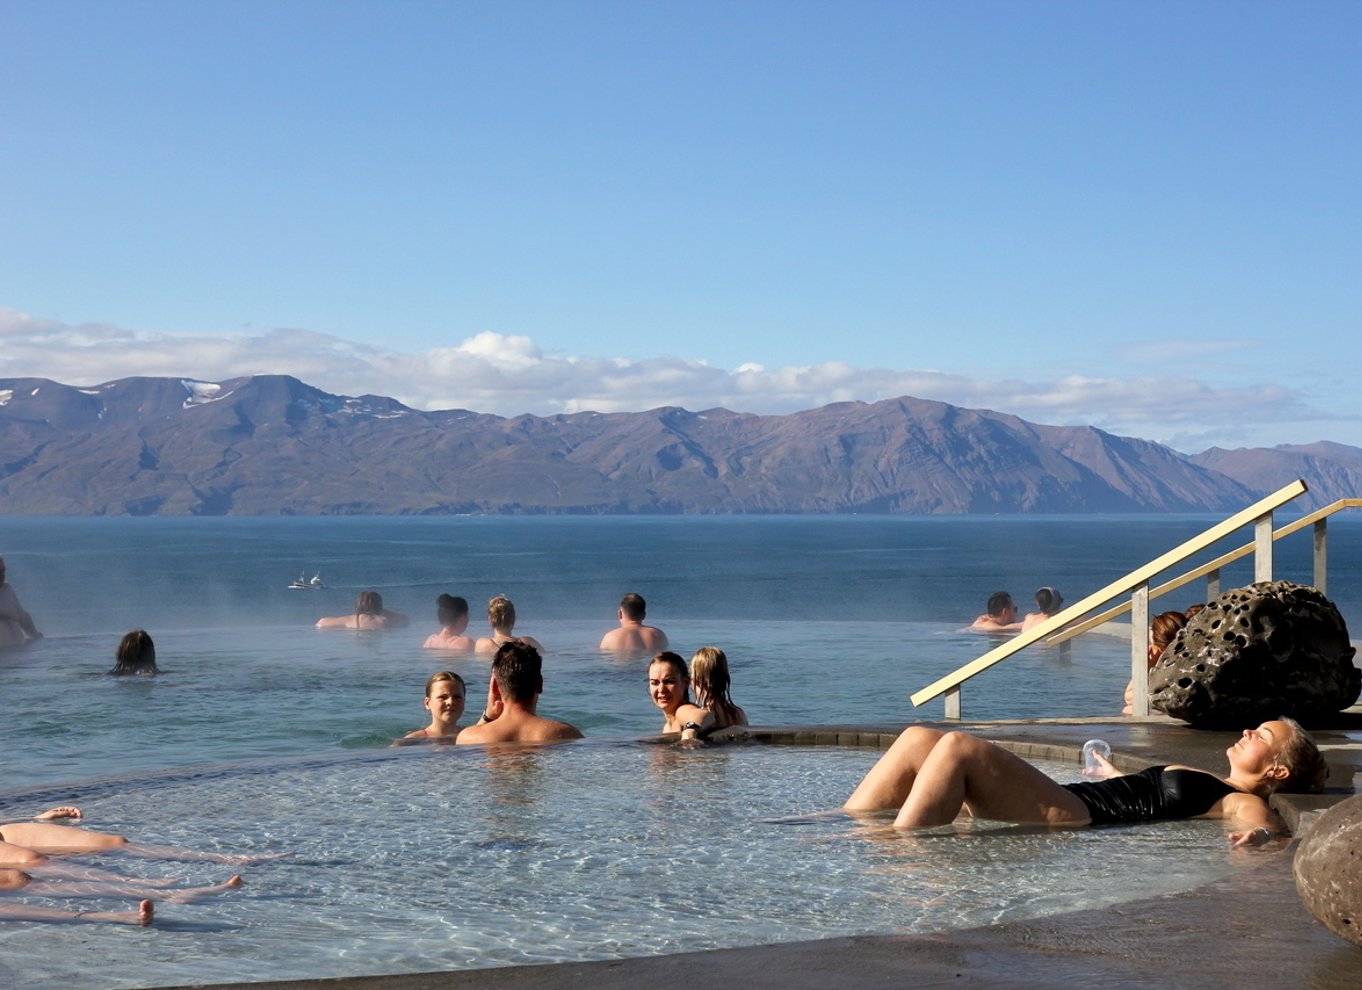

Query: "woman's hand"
left=1081, top=752, right=1120, bottom=779
left=1228, top=825, right=1281, bottom=848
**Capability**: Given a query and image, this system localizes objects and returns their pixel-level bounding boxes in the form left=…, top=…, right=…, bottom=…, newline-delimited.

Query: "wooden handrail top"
left=1044, top=496, right=1362, bottom=646
left=909, top=479, right=1309, bottom=708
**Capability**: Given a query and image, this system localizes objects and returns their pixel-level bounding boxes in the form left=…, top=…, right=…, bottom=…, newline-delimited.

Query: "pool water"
left=0, top=742, right=1243, bottom=990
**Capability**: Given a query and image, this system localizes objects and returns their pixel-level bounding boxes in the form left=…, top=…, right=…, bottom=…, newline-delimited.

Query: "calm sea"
left=2, top=514, right=1359, bottom=988
left=3, top=514, right=1359, bottom=794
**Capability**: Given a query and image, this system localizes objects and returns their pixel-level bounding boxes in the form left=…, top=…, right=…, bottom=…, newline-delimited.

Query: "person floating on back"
left=970, top=591, right=1022, bottom=633
left=457, top=640, right=582, bottom=745
left=599, top=592, right=669, bottom=652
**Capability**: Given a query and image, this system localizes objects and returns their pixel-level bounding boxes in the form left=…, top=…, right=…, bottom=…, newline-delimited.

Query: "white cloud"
left=0, top=307, right=1352, bottom=452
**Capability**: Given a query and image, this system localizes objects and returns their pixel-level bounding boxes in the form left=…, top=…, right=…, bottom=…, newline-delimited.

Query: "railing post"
left=1206, top=568, right=1221, bottom=600
left=1254, top=512, right=1274, bottom=583
left=1314, top=518, right=1329, bottom=595
left=1131, top=583, right=1150, bottom=717
left=944, top=686, right=961, bottom=720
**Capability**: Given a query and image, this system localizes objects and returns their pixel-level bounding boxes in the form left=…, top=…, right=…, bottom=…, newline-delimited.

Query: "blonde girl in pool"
left=689, top=646, right=748, bottom=730
left=647, top=652, right=713, bottom=744
left=398, top=671, right=469, bottom=743
left=843, top=718, right=1326, bottom=842
left=475, top=596, right=544, bottom=655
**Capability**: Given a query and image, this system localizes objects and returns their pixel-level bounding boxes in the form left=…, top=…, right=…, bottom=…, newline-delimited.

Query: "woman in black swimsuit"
left=843, top=719, right=1326, bottom=844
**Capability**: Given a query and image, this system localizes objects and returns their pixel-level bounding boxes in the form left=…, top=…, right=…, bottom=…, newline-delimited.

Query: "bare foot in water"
left=159, top=874, right=246, bottom=904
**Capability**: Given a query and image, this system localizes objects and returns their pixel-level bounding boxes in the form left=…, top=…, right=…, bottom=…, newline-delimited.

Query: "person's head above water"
left=487, top=595, right=516, bottom=631
left=619, top=592, right=647, bottom=621
left=425, top=669, right=466, bottom=698
left=648, top=652, right=693, bottom=709
left=1034, top=587, right=1063, bottom=614
left=355, top=591, right=384, bottom=616
left=436, top=594, right=469, bottom=629
left=986, top=592, right=1016, bottom=619
left=689, top=646, right=732, bottom=707
left=1252, top=716, right=1328, bottom=795
left=1150, top=610, right=1188, bottom=652
left=491, top=639, right=542, bottom=704
left=109, top=629, right=158, bottom=675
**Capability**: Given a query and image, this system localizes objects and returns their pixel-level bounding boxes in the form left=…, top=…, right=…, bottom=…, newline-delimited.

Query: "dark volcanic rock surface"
left=1149, top=581, right=1360, bottom=727
left=0, top=374, right=1293, bottom=516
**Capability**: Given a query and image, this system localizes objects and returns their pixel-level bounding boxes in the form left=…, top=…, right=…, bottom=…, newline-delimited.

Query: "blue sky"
left=2, top=0, right=1359, bottom=452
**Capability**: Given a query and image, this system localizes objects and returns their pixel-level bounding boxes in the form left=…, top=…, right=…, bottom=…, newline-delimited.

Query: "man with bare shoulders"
left=971, top=591, right=1022, bottom=633
left=599, top=593, right=668, bottom=652
left=0, top=556, right=42, bottom=649
left=456, top=640, right=582, bottom=745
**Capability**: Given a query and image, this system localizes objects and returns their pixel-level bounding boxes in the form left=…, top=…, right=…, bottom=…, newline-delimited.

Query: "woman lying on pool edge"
left=843, top=718, right=1326, bottom=844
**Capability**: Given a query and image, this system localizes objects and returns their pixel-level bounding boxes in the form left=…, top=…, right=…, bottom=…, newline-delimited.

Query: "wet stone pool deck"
left=154, top=714, right=1362, bottom=990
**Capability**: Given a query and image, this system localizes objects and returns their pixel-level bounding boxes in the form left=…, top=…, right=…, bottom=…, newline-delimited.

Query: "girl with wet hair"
left=689, top=646, right=748, bottom=730
left=108, top=630, right=158, bottom=676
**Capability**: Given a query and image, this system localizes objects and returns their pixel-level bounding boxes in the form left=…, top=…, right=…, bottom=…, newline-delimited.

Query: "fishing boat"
left=288, top=572, right=326, bottom=590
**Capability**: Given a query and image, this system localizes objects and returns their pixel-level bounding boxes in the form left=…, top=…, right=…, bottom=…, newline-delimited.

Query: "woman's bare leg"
left=18, top=874, right=243, bottom=904
left=116, top=842, right=290, bottom=865
left=844, top=727, right=948, bottom=811
left=0, top=822, right=128, bottom=855
left=0, top=839, right=49, bottom=867
left=893, top=731, right=1091, bottom=828
left=0, top=899, right=153, bottom=926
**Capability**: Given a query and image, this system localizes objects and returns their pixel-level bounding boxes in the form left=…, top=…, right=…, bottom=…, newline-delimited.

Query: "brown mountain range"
left=0, top=374, right=1347, bottom=516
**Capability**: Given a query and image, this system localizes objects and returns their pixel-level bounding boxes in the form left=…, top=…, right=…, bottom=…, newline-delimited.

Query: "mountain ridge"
left=0, top=375, right=1351, bottom=516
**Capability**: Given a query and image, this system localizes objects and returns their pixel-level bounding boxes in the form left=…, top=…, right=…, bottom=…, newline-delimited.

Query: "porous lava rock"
left=1294, top=793, right=1362, bottom=947
left=1148, top=581, right=1359, bottom=727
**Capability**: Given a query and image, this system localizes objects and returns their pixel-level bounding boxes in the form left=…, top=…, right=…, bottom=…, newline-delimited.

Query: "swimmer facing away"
left=843, top=718, right=1326, bottom=842
left=1020, top=587, right=1063, bottom=632
left=474, top=596, right=543, bottom=655
left=600, top=592, right=669, bottom=652
left=108, top=630, right=159, bottom=675
left=689, top=646, right=748, bottom=729
left=423, top=594, right=474, bottom=651
left=316, top=591, right=409, bottom=631
left=456, top=640, right=581, bottom=745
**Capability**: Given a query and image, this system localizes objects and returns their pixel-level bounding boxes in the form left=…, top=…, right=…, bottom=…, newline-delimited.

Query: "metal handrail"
left=1045, top=496, right=1362, bottom=646
left=909, top=479, right=1310, bottom=718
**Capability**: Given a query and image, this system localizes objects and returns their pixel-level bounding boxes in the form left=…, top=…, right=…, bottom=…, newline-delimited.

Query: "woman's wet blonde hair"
left=1271, top=716, right=1328, bottom=795
left=487, top=595, right=516, bottom=629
